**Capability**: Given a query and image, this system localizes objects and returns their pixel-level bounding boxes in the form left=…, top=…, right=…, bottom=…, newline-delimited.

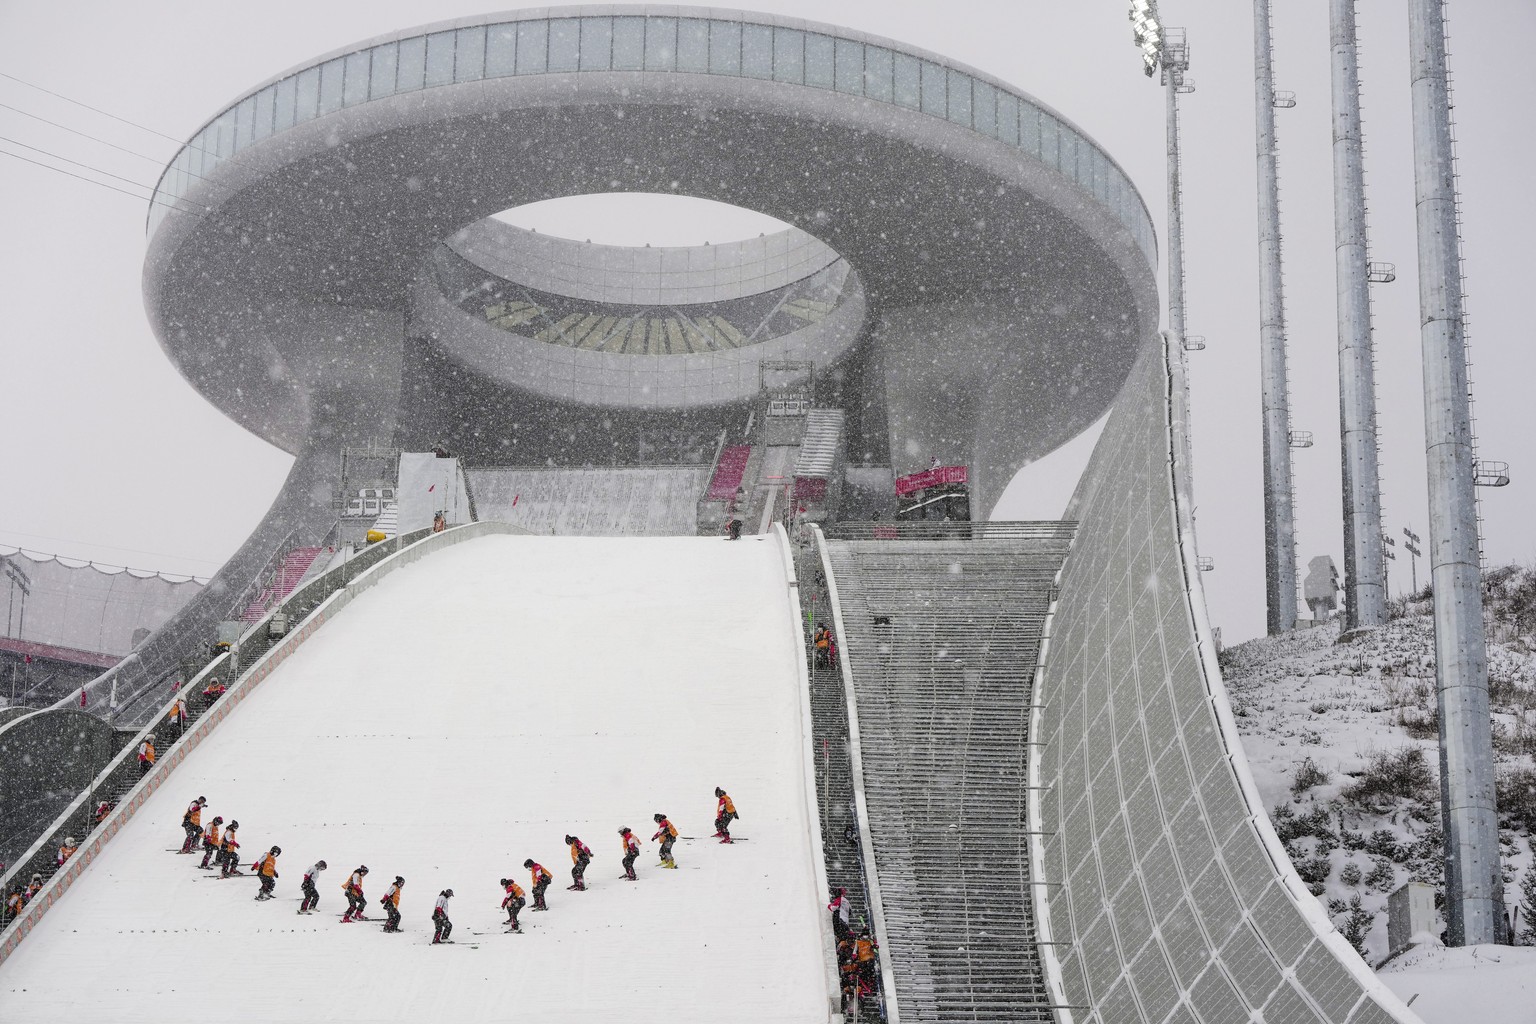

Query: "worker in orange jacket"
left=565, top=835, right=593, bottom=891
left=619, top=827, right=641, bottom=881
left=254, top=846, right=281, bottom=900
left=199, top=817, right=223, bottom=869
left=652, top=813, right=679, bottom=868
left=137, top=735, right=157, bottom=776
left=713, top=787, right=739, bottom=843
left=523, top=859, right=552, bottom=911
left=853, top=929, right=879, bottom=994
left=219, top=821, right=242, bottom=878
left=341, top=865, right=370, bottom=922
left=381, top=876, right=404, bottom=932
left=499, top=877, right=526, bottom=931
left=180, top=796, right=207, bottom=853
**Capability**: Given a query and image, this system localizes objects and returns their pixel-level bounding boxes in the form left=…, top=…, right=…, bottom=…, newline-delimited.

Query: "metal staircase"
left=821, top=526, right=1073, bottom=1023
left=795, top=409, right=844, bottom=480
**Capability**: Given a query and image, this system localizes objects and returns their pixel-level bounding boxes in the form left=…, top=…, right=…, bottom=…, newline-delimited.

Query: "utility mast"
left=1253, top=0, right=1299, bottom=634
left=1329, top=0, right=1388, bottom=629
left=1406, top=0, right=1503, bottom=946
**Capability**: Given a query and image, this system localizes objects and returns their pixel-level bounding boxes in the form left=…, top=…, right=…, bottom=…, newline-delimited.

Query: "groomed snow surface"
left=0, top=534, right=828, bottom=1023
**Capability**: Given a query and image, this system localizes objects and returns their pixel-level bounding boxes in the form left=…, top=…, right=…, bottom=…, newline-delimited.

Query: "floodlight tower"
left=1252, top=0, right=1298, bottom=635
left=1329, top=0, right=1387, bottom=630
left=1406, top=0, right=1502, bottom=946
left=1161, top=28, right=1195, bottom=356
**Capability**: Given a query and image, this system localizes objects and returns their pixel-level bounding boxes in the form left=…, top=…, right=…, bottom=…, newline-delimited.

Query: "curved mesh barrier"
left=1032, top=338, right=1419, bottom=1024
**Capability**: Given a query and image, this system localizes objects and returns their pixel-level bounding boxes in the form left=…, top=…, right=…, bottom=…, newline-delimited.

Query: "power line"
left=0, top=71, right=187, bottom=147
left=0, top=146, right=166, bottom=206
left=0, top=100, right=165, bottom=166
left=0, top=133, right=157, bottom=193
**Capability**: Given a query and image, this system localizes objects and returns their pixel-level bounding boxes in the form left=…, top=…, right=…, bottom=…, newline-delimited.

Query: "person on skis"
left=713, top=787, right=738, bottom=843
left=381, top=876, right=404, bottom=932
left=298, top=859, right=326, bottom=914
left=137, top=734, right=157, bottom=776
left=180, top=796, right=207, bottom=853
left=828, top=886, right=853, bottom=941
left=565, top=834, right=593, bottom=891
left=432, top=889, right=454, bottom=944
left=254, top=846, right=281, bottom=900
left=618, top=827, right=640, bottom=881
left=341, top=865, right=370, bottom=922
left=523, top=859, right=552, bottom=911
left=199, top=816, right=223, bottom=869
left=499, top=877, right=526, bottom=931
left=652, top=812, right=679, bottom=868
left=219, top=821, right=241, bottom=877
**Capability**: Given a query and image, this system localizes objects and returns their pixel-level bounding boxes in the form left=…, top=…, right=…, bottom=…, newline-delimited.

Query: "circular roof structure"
left=143, top=6, right=1158, bottom=483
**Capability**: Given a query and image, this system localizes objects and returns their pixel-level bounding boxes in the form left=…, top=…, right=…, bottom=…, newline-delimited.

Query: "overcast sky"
left=0, top=1, right=1530, bottom=644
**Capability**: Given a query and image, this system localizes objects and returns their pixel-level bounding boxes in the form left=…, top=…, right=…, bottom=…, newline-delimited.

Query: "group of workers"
left=163, top=788, right=741, bottom=942
left=827, top=887, right=881, bottom=1011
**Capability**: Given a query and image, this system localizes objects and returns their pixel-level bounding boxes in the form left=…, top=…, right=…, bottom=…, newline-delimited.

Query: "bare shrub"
left=1342, top=747, right=1435, bottom=810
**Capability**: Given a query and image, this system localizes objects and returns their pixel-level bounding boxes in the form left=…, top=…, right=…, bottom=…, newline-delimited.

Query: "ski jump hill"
left=0, top=532, right=832, bottom=1023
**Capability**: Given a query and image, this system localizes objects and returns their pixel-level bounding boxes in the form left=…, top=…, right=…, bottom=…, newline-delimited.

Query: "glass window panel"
left=1095, top=149, right=1110, bottom=200
left=517, top=21, right=548, bottom=75
left=214, top=113, right=234, bottom=158
left=1061, top=126, right=1082, bottom=182
left=612, top=17, right=644, bottom=70
left=579, top=18, right=612, bottom=71
left=644, top=17, right=676, bottom=71
left=946, top=69, right=971, bottom=126
left=318, top=57, right=345, bottom=114
left=549, top=19, right=580, bottom=72
left=864, top=45, right=893, bottom=102
left=1039, top=113, right=1060, bottom=169
left=920, top=61, right=946, bottom=116
left=486, top=24, right=517, bottom=77
left=677, top=19, right=708, bottom=72
left=709, top=22, right=741, bottom=75
left=397, top=36, right=427, bottom=91
left=773, top=28, right=804, bottom=84
left=370, top=42, right=399, bottom=98
left=253, top=86, right=275, bottom=141
left=295, top=66, right=320, bottom=121
left=997, top=90, right=1019, bottom=145
left=456, top=26, right=486, bottom=81
left=973, top=80, right=997, bottom=137
left=804, top=33, right=833, bottom=88
left=425, top=31, right=455, bottom=86
left=185, top=130, right=206, bottom=179
left=741, top=24, right=772, bottom=79
left=233, top=96, right=254, bottom=150
left=834, top=38, right=863, bottom=95
left=892, top=52, right=920, bottom=108
left=274, top=76, right=297, bottom=131
left=1020, top=102, right=1040, bottom=157
left=343, top=51, right=370, bottom=106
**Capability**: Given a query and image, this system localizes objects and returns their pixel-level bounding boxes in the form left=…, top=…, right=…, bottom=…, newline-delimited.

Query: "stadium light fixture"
left=1130, top=0, right=1164, bottom=76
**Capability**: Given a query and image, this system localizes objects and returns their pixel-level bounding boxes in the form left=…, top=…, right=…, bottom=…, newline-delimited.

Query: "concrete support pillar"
left=1407, top=0, right=1502, bottom=947
left=1329, top=0, right=1387, bottom=628
left=1253, top=0, right=1297, bottom=634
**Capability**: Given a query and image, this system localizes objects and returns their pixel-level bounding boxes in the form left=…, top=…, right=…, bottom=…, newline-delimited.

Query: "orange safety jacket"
left=529, top=863, right=552, bottom=887
left=502, top=881, right=524, bottom=905
left=58, top=844, right=78, bottom=863
left=855, top=937, right=877, bottom=963
left=5, top=893, right=22, bottom=916
left=205, top=823, right=221, bottom=847
left=569, top=840, right=591, bottom=864
left=222, top=829, right=239, bottom=853
left=383, top=883, right=402, bottom=907
left=717, top=794, right=736, bottom=817
left=345, top=871, right=366, bottom=894
left=186, top=802, right=202, bottom=828
left=139, top=741, right=156, bottom=764
left=652, top=819, right=677, bottom=842
left=258, top=853, right=278, bottom=878
left=621, top=833, right=640, bottom=856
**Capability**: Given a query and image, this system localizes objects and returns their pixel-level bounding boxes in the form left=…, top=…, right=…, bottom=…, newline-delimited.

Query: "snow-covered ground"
left=1379, top=942, right=1536, bottom=1023
left=0, top=534, right=829, bottom=1023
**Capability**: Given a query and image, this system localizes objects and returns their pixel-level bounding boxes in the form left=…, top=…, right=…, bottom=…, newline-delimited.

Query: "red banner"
left=894, top=465, right=968, bottom=497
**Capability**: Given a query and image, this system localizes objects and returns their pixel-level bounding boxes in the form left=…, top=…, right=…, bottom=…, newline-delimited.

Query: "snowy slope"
left=0, top=534, right=828, bottom=1023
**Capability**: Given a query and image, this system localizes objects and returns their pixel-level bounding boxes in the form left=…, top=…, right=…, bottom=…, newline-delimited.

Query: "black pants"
left=200, top=840, right=218, bottom=868
left=715, top=813, right=736, bottom=838
left=532, top=880, right=549, bottom=909
left=505, top=896, right=524, bottom=927
left=300, top=878, right=319, bottom=912
left=433, top=911, right=452, bottom=942
left=622, top=851, right=638, bottom=880
left=832, top=913, right=852, bottom=942
left=572, top=856, right=589, bottom=887
left=220, top=849, right=238, bottom=876
left=346, top=891, right=367, bottom=917
left=258, top=874, right=275, bottom=897
left=139, top=760, right=152, bottom=777
left=384, top=902, right=401, bottom=931
left=181, top=821, right=200, bottom=852
left=659, top=836, right=675, bottom=862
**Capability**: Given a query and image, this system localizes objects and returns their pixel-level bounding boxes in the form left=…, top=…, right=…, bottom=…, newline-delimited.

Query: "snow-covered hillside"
left=0, top=534, right=829, bottom=1023
left=1222, top=566, right=1536, bottom=1019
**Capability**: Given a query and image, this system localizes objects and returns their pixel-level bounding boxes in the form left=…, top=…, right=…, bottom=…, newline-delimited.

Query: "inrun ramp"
left=823, top=528, right=1072, bottom=1022
left=0, top=534, right=828, bottom=1023
left=468, top=466, right=708, bottom=535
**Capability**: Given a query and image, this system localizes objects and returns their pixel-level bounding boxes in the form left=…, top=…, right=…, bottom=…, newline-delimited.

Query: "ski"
left=681, top=836, right=749, bottom=841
